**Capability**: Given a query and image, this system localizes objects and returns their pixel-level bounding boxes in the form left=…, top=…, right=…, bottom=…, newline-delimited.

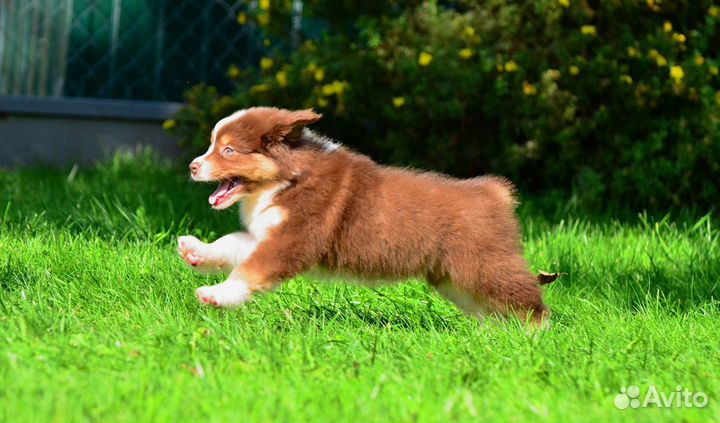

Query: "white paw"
left=178, top=235, right=229, bottom=273
left=195, top=281, right=251, bottom=309
left=178, top=235, right=205, bottom=266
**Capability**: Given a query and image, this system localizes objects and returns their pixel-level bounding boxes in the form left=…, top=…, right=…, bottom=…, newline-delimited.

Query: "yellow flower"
left=317, top=97, right=329, bottom=107
left=504, top=60, right=518, bottom=72
left=418, top=51, right=433, bottom=66
left=227, top=64, right=241, bottom=79
left=250, top=83, right=271, bottom=94
left=695, top=55, right=705, bottom=66
left=569, top=65, right=580, bottom=75
left=303, top=40, right=316, bottom=52
left=655, top=55, right=668, bottom=67
left=715, top=91, right=720, bottom=105
left=672, top=33, right=686, bottom=43
left=545, top=69, right=561, bottom=80
left=710, top=66, right=719, bottom=76
left=522, top=81, right=537, bottom=96
left=459, top=48, right=474, bottom=60
left=663, top=21, right=673, bottom=32
left=648, top=49, right=659, bottom=59
left=162, top=119, right=176, bottom=131
left=260, top=57, right=274, bottom=70
left=581, top=25, right=596, bottom=36
left=237, top=12, right=247, bottom=25
left=263, top=39, right=271, bottom=47
left=710, top=6, right=720, bottom=17
left=619, top=75, right=633, bottom=85
left=257, top=13, right=269, bottom=26
left=670, top=66, right=684, bottom=81
left=392, top=97, right=405, bottom=108
left=313, top=68, right=325, bottom=82
left=496, top=64, right=504, bottom=72
left=320, top=81, right=346, bottom=96
left=464, top=27, right=475, bottom=37
left=259, top=0, right=270, bottom=11
left=305, top=62, right=317, bottom=73
left=331, top=80, right=347, bottom=95
left=321, top=84, right=334, bottom=96
left=627, top=47, right=639, bottom=58
left=559, top=0, right=570, bottom=8
left=275, top=71, right=288, bottom=88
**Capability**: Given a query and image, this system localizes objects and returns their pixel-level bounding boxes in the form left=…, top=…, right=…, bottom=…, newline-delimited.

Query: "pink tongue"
left=208, top=181, right=232, bottom=205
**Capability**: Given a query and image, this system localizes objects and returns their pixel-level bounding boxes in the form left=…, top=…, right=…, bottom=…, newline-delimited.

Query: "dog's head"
left=189, top=107, right=322, bottom=209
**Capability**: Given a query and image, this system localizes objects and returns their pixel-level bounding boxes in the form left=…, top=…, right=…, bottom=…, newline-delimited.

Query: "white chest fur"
left=240, top=183, right=288, bottom=241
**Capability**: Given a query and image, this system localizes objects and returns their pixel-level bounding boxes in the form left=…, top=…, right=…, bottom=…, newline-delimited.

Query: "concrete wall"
left=0, top=96, right=183, bottom=168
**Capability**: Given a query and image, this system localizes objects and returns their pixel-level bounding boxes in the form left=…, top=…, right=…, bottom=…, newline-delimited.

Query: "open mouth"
left=208, top=177, right=246, bottom=207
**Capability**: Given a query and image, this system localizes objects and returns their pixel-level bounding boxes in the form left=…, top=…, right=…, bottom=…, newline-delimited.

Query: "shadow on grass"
left=298, top=301, right=461, bottom=332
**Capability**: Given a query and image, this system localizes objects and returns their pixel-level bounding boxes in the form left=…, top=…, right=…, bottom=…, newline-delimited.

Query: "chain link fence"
left=0, top=0, right=277, bottom=101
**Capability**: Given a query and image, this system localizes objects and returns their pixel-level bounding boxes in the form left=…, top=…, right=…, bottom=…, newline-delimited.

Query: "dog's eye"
left=222, top=147, right=235, bottom=157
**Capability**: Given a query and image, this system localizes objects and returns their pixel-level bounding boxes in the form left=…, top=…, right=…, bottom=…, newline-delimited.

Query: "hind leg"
left=434, top=278, right=550, bottom=328
left=492, top=262, right=551, bottom=327
left=439, top=253, right=551, bottom=327
left=432, top=280, right=493, bottom=323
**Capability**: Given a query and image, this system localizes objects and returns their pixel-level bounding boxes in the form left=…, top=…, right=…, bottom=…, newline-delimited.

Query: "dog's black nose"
left=189, top=161, right=199, bottom=175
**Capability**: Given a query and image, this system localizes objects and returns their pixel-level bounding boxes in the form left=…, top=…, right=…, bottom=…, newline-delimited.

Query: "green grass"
left=1, top=150, right=718, bottom=422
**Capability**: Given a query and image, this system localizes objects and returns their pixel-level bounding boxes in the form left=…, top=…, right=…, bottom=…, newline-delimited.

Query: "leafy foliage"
left=168, top=0, right=720, bottom=210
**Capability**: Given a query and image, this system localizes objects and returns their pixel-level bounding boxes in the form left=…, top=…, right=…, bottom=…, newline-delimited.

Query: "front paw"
left=178, top=235, right=206, bottom=267
left=195, top=282, right=251, bottom=309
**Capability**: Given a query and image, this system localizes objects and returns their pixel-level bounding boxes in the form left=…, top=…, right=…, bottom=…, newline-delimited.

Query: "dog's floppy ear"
left=262, top=109, right=322, bottom=147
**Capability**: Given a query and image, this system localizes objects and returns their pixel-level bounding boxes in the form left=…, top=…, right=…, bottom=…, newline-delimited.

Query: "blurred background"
left=1, top=0, right=719, bottom=211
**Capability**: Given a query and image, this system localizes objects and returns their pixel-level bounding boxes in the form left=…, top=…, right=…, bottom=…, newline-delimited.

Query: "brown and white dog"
left=178, top=107, right=551, bottom=326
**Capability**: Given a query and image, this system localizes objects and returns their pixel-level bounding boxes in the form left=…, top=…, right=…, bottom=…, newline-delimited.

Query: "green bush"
left=167, top=0, right=720, bottom=210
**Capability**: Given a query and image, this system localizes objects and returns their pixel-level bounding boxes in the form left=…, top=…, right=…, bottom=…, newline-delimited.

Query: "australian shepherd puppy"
left=178, top=107, right=551, bottom=326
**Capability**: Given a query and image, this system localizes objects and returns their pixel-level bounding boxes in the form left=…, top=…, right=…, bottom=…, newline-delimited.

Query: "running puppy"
left=178, top=107, right=550, bottom=326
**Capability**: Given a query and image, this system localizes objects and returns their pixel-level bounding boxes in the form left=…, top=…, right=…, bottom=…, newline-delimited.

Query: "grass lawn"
left=0, top=151, right=718, bottom=422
